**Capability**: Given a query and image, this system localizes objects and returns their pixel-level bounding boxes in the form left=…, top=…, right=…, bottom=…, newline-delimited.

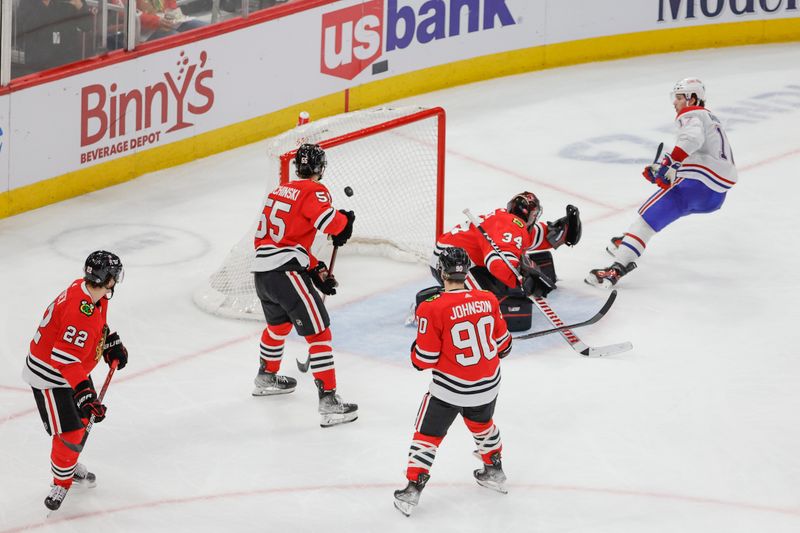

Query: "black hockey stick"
left=653, top=142, right=664, bottom=164
left=463, top=209, right=631, bottom=357
left=297, top=186, right=354, bottom=373
left=59, top=360, right=118, bottom=453
left=296, top=244, right=338, bottom=374
left=513, top=290, right=617, bottom=340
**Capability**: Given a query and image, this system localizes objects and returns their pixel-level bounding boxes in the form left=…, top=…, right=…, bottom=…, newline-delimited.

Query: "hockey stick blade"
left=296, top=356, right=310, bottom=373
left=580, top=341, right=633, bottom=357
left=514, top=290, right=618, bottom=341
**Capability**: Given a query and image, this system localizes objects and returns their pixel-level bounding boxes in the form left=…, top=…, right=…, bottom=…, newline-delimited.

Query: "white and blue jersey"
left=638, top=106, right=737, bottom=234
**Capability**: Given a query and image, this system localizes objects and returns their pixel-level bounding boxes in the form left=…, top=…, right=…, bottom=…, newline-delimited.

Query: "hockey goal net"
left=194, top=106, right=446, bottom=320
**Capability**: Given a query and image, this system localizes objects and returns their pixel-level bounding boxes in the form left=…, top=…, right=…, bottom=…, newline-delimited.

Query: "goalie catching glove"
left=331, top=210, right=355, bottom=247
left=546, top=205, right=582, bottom=248
left=520, top=254, right=556, bottom=298
left=310, top=262, right=338, bottom=296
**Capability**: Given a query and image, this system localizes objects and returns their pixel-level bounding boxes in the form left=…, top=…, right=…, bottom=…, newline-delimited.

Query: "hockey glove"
left=520, top=255, right=556, bottom=298
left=310, top=262, right=338, bottom=296
left=103, top=331, right=128, bottom=370
left=331, top=210, right=355, bottom=247
left=73, top=380, right=107, bottom=422
left=643, top=153, right=680, bottom=190
left=545, top=205, right=581, bottom=248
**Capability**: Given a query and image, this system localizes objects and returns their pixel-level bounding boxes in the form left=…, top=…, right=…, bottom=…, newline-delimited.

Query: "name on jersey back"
left=449, top=300, right=492, bottom=320
left=274, top=185, right=300, bottom=201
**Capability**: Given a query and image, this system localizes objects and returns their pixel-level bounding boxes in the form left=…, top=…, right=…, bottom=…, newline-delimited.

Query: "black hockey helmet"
left=507, top=191, right=542, bottom=230
left=438, top=247, right=471, bottom=282
left=294, top=143, right=327, bottom=179
left=84, top=250, right=124, bottom=286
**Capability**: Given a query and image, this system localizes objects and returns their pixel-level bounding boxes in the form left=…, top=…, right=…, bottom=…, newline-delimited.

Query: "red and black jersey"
left=434, top=209, right=551, bottom=289
left=412, top=289, right=512, bottom=407
left=23, top=279, right=109, bottom=390
left=253, top=179, right=348, bottom=271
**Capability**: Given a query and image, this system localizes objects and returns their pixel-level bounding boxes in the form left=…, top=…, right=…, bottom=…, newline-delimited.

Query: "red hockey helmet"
left=507, top=192, right=542, bottom=230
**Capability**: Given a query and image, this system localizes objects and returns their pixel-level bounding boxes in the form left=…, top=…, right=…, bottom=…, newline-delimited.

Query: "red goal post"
left=194, top=106, right=446, bottom=320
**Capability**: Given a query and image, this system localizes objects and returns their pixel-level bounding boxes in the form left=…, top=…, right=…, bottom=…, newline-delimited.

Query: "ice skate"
left=474, top=453, right=508, bottom=494
left=72, top=463, right=96, bottom=488
left=315, top=379, right=358, bottom=427
left=585, top=262, right=636, bottom=289
left=393, top=473, right=429, bottom=517
left=252, top=370, right=297, bottom=396
left=606, top=235, right=623, bottom=257
left=44, top=485, right=68, bottom=511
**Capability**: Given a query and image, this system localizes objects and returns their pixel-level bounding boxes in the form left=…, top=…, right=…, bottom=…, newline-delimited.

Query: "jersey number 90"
left=452, top=316, right=497, bottom=367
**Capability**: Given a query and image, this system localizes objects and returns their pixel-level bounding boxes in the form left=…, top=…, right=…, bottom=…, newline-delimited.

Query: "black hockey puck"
left=344, top=186, right=354, bottom=197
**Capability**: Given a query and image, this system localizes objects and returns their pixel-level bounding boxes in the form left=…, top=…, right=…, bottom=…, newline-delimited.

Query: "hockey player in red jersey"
left=394, top=247, right=513, bottom=516
left=432, top=192, right=581, bottom=299
left=251, top=143, right=358, bottom=427
left=22, top=251, right=128, bottom=511
left=587, top=78, right=737, bottom=288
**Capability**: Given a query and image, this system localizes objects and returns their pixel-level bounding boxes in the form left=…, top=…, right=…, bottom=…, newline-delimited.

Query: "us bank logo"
left=321, top=0, right=517, bottom=80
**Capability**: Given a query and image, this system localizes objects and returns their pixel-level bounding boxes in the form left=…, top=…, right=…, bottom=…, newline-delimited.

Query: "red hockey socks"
left=465, top=419, right=502, bottom=465
left=406, top=432, right=444, bottom=481
left=259, top=322, right=292, bottom=374
left=51, top=429, right=84, bottom=488
left=305, top=329, right=336, bottom=390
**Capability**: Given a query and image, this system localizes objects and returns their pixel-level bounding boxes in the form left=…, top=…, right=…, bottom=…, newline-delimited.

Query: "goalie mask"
left=84, top=250, right=124, bottom=286
left=438, top=247, right=471, bottom=282
left=507, top=192, right=542, bottom=230
left=294, top=143, right=327, bottom=179
left=671, top=78, right=706, bottom=105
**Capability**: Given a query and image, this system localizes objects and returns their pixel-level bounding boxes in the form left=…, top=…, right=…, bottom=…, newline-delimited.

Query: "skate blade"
left=475, top=478, right=508, bottom=494
left=320, top=412, right=358, bottom=428
left=252, top=387, right=296, bottom=396
left=605, top=244, right=619, bottom=258
left=72, top=479, right=97, bottom=489
left=393, top=498, right=415, bottom=517
left=584, top=276, right=613, bottom=289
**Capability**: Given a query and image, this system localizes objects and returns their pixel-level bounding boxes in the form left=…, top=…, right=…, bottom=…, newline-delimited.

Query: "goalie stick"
left=59, top=360, right=118, bottom=453
left=514, top=289, right=618, bottom=340
left=463, top=209, right=632, bottom=357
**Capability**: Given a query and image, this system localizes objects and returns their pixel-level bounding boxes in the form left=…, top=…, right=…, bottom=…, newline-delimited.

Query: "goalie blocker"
left=417, top=250, right=557, bottom=332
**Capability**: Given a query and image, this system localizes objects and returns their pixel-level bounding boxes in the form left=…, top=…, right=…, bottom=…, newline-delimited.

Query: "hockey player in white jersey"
left=586, top=78, right=737, bottom=287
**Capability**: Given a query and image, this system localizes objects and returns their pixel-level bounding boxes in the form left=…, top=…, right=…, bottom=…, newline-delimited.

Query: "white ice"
left=2, top=43, right=800, bottom=532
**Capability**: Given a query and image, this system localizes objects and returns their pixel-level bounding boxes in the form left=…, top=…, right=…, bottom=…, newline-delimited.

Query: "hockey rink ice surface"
left=2, top=43, right=800, bottom=532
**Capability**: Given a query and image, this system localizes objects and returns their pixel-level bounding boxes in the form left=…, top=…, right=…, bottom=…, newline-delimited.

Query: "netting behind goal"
left=194, top=106, right=445, bottom=320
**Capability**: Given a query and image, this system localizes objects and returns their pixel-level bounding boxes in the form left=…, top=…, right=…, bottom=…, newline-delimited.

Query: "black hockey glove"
left=310, top=262, right=338, bottom=296
left=103, top=331, right=128, bottom=370
left=331, top=210, right=355, bottom=247
left=73, top=380, right=107, bottom=422
left=520, top=254, right=556, bottom=298
left=546, top=205, right=582, bottom=248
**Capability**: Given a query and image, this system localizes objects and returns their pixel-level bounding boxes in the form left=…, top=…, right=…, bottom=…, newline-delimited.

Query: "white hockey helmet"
left=671, top=78, right=706, bottom=103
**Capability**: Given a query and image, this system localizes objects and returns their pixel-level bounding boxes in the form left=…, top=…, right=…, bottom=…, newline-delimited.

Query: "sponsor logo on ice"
left=321, top=0, right=516, bottom=80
